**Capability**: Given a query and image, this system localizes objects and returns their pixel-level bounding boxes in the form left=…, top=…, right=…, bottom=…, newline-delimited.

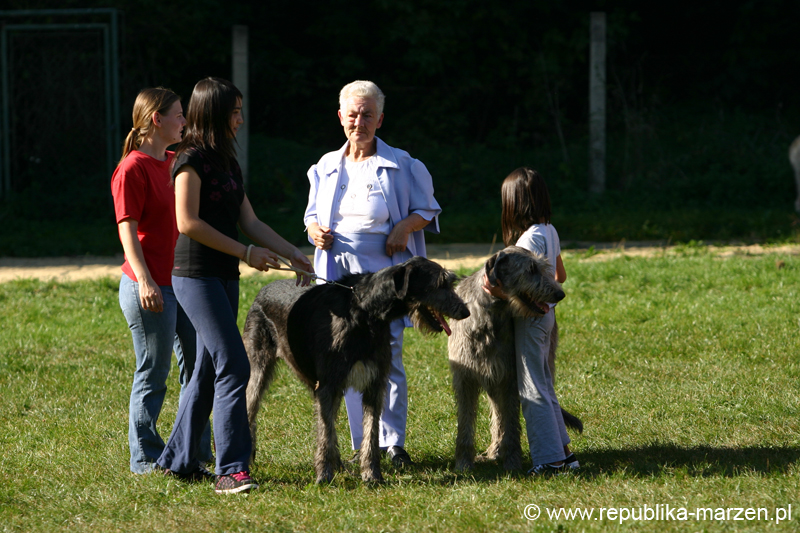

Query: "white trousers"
left=515, top=311, right=570, bottom=465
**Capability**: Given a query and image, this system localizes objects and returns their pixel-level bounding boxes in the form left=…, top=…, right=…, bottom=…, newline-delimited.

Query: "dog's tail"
left=561, top=408, right=583, bottom=433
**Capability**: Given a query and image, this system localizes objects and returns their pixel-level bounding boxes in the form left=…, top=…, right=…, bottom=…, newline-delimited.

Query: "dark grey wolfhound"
left=243, top=256, right=469, bottom=484
left=447, top=246, right=582, bottom=471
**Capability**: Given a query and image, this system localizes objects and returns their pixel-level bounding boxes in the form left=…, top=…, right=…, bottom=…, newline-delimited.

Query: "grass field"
left=1, top=246, right=799, bottom=532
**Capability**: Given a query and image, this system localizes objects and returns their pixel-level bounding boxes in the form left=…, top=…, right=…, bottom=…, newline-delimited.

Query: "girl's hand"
left=289, top=249, right=314, bottom=286
left=482, top=273, right=509, bottom=300
left=248, top=246, right=281, bottom=272
left=138, top=277, right=164, bottom=312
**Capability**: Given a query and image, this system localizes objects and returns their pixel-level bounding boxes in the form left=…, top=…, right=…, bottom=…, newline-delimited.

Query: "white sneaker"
left=527, top=462, right=567, bottom=476
left=564, top=453, right=580, bottom=470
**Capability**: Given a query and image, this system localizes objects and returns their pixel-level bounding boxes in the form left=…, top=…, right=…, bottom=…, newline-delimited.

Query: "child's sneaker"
left=528, top=462, right=567, bottom=476
left=564, top=453, right=580, bottom=470
left=215, top=471, right=258, bottom=494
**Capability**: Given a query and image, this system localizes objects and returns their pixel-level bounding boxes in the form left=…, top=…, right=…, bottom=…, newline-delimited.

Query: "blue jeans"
left=119, top=274, right=212, bottom=474
left=158, top=276, right=252, bottom=476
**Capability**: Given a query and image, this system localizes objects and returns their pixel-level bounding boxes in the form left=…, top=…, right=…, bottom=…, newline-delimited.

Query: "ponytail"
left=118, top=127, right=144, bottom=165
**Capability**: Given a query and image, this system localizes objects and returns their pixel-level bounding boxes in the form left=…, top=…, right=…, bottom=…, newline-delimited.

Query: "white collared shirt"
left=331, top=157, right=392, bottom=234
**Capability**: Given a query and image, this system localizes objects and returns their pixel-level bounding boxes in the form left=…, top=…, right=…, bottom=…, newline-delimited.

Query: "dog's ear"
left=392, top=263, right=412, bottom=298
left=485, top=250, right=507, bottom=285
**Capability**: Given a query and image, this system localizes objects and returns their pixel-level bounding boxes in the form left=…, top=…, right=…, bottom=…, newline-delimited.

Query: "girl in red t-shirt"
left=111, top=88, right=212, bottom=475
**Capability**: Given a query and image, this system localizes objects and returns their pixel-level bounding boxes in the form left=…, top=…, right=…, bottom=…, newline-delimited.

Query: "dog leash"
left=268, top=254, right=357, bottom=293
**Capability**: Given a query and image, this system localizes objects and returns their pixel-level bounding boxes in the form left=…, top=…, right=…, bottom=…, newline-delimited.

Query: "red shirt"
left=111, top=151, right=179, bottom=286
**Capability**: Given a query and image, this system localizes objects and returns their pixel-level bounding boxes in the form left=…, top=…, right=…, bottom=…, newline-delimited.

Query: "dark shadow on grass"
left=572, top=443, right=800, bottom=479
left=251, top=444, right=800, bottom=488
left=408, top=443, right=800, bottom=484
left=398, top=455, right=529, bottom=485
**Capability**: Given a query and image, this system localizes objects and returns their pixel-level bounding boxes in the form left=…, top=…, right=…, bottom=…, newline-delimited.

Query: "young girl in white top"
left=485, top=166, right=578, bottom=475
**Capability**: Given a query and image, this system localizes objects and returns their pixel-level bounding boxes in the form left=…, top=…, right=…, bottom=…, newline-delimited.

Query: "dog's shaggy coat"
left=447, top=246, right=582, bottom=471
left=243, top=256, right=469, bottom=483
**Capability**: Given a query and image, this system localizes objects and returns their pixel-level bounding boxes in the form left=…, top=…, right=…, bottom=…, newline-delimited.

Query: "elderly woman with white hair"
left=304, top=80, right=442, bottom=467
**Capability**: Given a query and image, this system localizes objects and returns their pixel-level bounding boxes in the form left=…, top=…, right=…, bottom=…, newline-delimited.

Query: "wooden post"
left=232, top=25, right=249, bottom=189
left=589, top=12, right=606, bottom=194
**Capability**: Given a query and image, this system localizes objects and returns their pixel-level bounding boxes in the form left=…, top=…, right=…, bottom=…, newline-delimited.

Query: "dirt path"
left=1, top=241, right=799, bottom=283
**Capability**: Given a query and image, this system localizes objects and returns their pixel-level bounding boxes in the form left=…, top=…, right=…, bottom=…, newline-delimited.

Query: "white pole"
left=589, top=12, right=606, bottom=194
left=232, top=25, right=249, bottom=189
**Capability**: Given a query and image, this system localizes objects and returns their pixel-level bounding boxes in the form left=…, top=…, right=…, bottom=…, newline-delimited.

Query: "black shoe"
left=385, top=446, right=414, bottom=467
left=161, top=463, right=215, bottom=482
left=347, top=450, right=360, bottom=464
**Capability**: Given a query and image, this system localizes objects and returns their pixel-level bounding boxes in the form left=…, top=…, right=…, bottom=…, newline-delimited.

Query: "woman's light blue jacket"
left=304, top=137, right=442, bottom=282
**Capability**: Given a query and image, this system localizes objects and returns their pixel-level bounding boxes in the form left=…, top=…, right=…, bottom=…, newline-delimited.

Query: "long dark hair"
left=118, top=87, right=179, bottom=166
left=501, top=167, right=552, bottom=246
left=174, top=77, right=242, bottom=172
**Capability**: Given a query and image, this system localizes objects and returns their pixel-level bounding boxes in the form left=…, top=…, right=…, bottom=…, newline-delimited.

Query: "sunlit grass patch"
left=1, top=251, right=799, bottom=532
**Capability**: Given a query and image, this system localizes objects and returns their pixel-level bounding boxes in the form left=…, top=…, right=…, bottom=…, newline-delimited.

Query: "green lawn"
left=1, top=247, right=799, bottom=532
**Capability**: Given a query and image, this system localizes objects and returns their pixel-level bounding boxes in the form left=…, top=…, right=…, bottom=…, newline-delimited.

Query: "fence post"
left=232, top=25, right=249, bottom=189
left=589, top=12, right=606, bottom=194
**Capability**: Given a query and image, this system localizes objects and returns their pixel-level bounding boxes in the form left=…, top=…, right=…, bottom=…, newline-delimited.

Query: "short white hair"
left=339, top=80, right=385, bottom=115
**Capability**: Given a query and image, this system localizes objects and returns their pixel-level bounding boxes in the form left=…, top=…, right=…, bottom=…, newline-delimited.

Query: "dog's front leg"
left=313, top=386, right=342, bottom=484
left=360, top=383, right=385, bottom=483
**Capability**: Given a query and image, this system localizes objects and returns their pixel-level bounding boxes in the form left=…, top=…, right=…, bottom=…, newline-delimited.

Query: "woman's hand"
left=385, top=214, right=428, bottom=256
left=308, top=222, right=333, bottom=250
left=386, top=225, right=411, bottom=256
left=138, top=276, right=164, bottom=312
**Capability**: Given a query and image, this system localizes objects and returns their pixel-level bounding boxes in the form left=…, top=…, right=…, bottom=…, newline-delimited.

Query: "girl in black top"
left=157, top=77, right=312, bottom=494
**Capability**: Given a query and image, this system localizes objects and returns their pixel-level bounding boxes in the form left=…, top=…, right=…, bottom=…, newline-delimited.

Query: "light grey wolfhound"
left=447, top=245, right=582, bottom=471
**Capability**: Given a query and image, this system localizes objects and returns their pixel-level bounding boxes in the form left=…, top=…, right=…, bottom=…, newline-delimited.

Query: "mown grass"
left=1, top=249, right=799, bottom=532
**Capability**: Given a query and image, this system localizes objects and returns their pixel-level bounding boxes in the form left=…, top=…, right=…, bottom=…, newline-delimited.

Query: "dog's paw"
left=454, top=459, right=475, bottom=471
left=502, top=455, right=523, bottom=471
left=361, top=469, right=384, bottom=484
left=474, top=452, right=496, bottom=463
left=315, top=466, right=336, bottom=484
